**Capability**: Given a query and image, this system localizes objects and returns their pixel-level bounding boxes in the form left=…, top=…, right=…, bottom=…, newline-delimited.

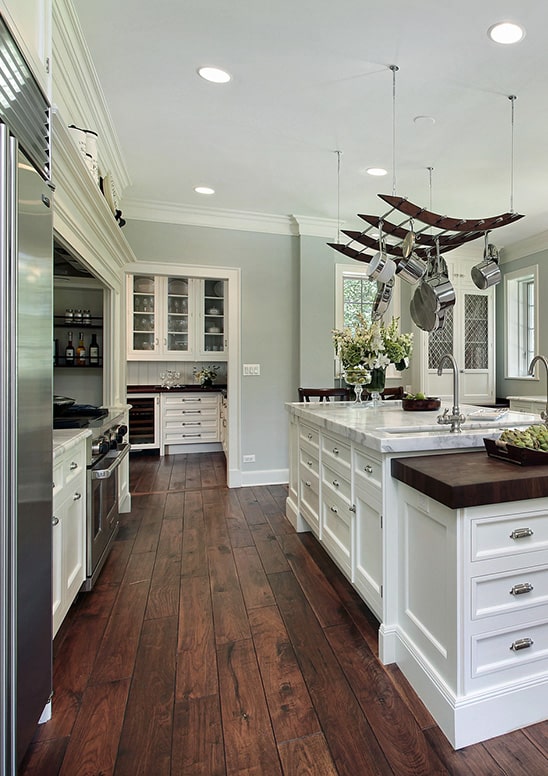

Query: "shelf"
left=55, top=358, right=103, bottom=368
left=54, top=316, right=102, bottom=329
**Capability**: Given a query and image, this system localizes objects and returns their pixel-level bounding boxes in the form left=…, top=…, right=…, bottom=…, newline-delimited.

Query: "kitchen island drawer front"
left=471, top=508, right=548, bottom=562
left=471, top=565, right=548, bottom=621
left=322, top=462, right=352, bottom=504
left=321, top=433, right=351, bottom=473
left=300, top=474, right=320, bottom=533
left=321, top=489, right=352, bottom=577
left=299, top=422, right=319, bottom=450
left=471, top=619, right=548, bottom=680
left=354, top=449, right=382, bottom=491
left=164, top=407, right=218, bottom=422
left=299, top=446, right=319, bottom=478
left=163, top=394, right=219, bottom=410
left=164, top=418, right=218, bottom=433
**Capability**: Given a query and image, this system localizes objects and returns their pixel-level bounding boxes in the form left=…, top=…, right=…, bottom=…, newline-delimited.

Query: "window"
left=505, top=265, right=538, bottom=378
left=335, top=264, right=400, bottom=330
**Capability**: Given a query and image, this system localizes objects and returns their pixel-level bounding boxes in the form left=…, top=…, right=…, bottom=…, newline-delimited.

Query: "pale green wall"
left=497, top=248, right=548, bottom=400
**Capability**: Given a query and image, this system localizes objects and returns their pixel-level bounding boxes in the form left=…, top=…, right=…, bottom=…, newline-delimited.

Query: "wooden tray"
left=484, top=437, right=548, bottom=465
left=402, top=397, right=441, bottom=411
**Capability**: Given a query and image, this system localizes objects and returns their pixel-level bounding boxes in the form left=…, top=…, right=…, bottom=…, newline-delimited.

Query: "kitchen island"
left=286, top=400, right=547, bottom=747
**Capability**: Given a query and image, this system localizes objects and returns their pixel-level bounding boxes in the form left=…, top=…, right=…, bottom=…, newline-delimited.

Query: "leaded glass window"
left=428, top=306, right=454, bottom=369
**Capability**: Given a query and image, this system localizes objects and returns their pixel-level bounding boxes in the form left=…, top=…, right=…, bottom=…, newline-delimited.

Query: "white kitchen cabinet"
left=127, top=274, right=227, bottom=361
left=161, top=392, right=220, bottom=453
left=52, top=437, right=86, bottom=637
left=321, top=432, right=352, bottom=577
left=415, top=257, right=495, bottom=405
left=353, top=449, right=383, bottom=619
left=0, top=0, right=52, bottom=99
left=508, top=397, right=545, bottom=415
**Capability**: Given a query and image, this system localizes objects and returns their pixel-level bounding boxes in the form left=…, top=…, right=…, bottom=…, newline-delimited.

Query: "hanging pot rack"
left=328, top=193, right=524, bottom=266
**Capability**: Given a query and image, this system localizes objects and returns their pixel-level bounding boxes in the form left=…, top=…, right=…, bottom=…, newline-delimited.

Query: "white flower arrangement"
left=193, top=364, right=219, bottom=385
left=333, top=314, right=413, bottom=385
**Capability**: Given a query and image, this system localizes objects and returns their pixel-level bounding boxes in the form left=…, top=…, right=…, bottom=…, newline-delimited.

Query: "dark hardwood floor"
left=18, top=451, right=548, bottom=775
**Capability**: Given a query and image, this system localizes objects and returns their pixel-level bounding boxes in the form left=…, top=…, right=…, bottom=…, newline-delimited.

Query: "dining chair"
left=298, top=387, right=353, bottom=402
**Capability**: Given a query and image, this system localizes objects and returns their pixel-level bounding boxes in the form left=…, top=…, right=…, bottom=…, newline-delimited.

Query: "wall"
left=498, top=246, right=548, bottom=400
left=123, top=219, right=298, bottom=480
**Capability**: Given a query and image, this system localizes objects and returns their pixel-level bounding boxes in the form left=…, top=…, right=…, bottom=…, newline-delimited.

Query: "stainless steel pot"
left=418, top=274, right=455, bottom=313
left=410, top=287, right=446, bottom=331
left=371, top=278, right=394, bottom=320
left=471, top=237, right=501, bottom=289
left=396, top=251, right=426, bottom=284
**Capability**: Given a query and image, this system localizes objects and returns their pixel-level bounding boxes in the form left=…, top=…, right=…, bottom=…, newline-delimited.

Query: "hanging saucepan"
left=410, top=285, right=446, bottom=332
left=366, top=221, right=397, bottom=284
left=401, top=218, right=416, bottom=258
left=419, top=239, right=455, bottom=313
left=396, top=251, right=426, bottom=284
left=371, top=277, right=394, bottom=320
left=471, top=232, right=501, bottom=290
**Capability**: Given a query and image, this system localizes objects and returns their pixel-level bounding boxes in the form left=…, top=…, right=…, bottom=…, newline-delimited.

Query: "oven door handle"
left=91, top=443, right=130, bottom=480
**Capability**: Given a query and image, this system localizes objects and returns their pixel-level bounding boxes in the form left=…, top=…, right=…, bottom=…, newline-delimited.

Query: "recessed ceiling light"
left=197, top=66, right=231, bottom=83
left=413, top=115, right=436, bottom=126
left=194, top=186, right=215, bottom=195
left=488, top=21, right=525, bottom=44
left=366, top=167, right=388, bottom=177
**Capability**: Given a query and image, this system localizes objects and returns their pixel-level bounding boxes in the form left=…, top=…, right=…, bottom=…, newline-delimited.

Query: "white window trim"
left=504, top=263, right=538, bottom=380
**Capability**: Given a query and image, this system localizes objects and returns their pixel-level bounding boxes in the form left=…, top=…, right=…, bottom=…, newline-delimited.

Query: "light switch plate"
left=243, top=364, right=261, bottom=376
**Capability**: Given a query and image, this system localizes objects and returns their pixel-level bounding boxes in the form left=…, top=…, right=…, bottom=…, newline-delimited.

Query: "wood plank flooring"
left=18, top=451, right=548, bottom=775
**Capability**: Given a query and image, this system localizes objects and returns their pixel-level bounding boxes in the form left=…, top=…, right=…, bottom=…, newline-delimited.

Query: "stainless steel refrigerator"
left=0, top=17, right=54, bottom=773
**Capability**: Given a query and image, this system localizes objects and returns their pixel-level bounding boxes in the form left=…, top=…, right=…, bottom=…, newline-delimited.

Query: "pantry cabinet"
left=127, top=274, right=227, bottom=361
left=415, top=257, right=495, bottom=405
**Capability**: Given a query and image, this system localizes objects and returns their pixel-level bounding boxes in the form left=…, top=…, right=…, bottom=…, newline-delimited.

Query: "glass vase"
left=343, top=367, right=369, bottom=405
left=367, top=367, right=386, bottom=407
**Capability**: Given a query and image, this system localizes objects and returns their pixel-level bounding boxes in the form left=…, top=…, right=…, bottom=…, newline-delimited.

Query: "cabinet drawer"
left=163, top=394, right=218, bottom=409
left=322, top=462, right=351, bottom=504
left=471, top=509, right=548, bottom=562
left=163, top=427, right=219, bottom=444
left=53, top=460, right=63, bottom=499
left=300, top=473, right=319, bottom=527
left=471, top=564, right=548, bottom=621
left=299, top=446, right=319, bottom=477
left=321, top=433, right=351, bottom=472
left=354, top=449, right=382, bottom=491
left=472, top=618, right=548, bottom=680
left=299, top=423, right=319, bottom=449
left=163, top=407, right=217, bottom=422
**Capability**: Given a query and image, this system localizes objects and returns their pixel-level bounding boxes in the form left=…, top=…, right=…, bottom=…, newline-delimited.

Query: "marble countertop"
left=53, top=428, right=91, bottom=459
left=287, top=400, right=541, bottom=454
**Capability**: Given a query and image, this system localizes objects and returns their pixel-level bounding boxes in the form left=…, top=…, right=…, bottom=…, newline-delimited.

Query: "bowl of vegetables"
left=402, top=392, right=441, bottom=411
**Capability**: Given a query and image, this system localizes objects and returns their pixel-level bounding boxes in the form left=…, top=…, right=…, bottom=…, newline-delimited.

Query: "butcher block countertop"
left=391, top=451, right=548, bottom=509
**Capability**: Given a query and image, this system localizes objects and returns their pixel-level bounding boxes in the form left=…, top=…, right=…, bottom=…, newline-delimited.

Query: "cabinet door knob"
left=364, top=465, right=373, bottom=474
left=330, top=505, right=338, bottom=513
left=510, top=527, right=534, bottom=540
left=332, top=447, right=339, bottom=455
left=349, top=505, right=356, bottom=513
left=52, top=516, right=59, bottom=526
left=332, top=479, right=340, bottom=488
left=304, top=480, right=311, bottom=487
left=73, top=492, right=82, bottom=500
left=70, top=461, right=78, bottom=470
left=307, top=460, right=313, bottom=466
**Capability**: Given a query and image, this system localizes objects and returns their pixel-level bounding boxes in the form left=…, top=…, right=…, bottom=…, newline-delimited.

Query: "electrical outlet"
left=243, top=454, right=255, bottom=463
left=243, top=364, right=261, bottom=376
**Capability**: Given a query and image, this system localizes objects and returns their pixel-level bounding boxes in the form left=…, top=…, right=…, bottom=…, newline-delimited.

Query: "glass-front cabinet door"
left=200, top=279, right=226, bottom=356
left=166, top=277, right=190, bottom=354
left=130, top=274, right=158, bottom=355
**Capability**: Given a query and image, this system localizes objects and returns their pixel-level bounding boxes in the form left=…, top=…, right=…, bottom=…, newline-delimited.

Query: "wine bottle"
left=76, top=332, right=86, bottom=366
left=65, top=331, right=75, bottom=365
left=89, top=333, right=99, bottom=365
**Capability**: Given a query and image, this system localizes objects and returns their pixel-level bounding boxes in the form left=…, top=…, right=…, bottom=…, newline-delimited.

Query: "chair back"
left=298, top=387, right=352, bottom=402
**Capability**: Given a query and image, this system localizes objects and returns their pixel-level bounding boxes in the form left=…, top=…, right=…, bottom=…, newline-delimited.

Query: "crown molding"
left=291, top=215, right=340, bottom=239
left=52, top=0, right=130, bottom=195
left=500, top=230, right=548, bottom=263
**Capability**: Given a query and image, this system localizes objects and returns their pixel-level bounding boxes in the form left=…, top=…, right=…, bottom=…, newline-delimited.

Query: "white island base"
left=286, top=400, right=547, bottom=748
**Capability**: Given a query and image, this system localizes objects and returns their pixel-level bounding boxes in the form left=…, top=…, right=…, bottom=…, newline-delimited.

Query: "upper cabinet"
left=127, top=274, right=227, bottom=361
left=0, top=0, right=52, bottom=98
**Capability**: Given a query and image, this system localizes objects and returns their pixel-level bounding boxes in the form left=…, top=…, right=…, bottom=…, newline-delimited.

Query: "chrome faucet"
left=437, top=353, right=465, bottom=432
left=527, top=355, right=548, bottom=423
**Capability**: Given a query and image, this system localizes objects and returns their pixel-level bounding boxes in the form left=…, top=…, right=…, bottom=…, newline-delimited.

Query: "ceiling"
left=72, top=0, right=548, bottom=250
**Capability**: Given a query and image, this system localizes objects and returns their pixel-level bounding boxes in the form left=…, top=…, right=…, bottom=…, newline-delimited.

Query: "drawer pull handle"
left=183, top=410, right=201, bottom=414
left=73, top=492, right=82, bottom=501
left=332, top=447, right=339, bottom=455
left=330, top=505, right=338, bottom=513
left=307, top=460, right=313, bottom=466
left=181, top=422, right=201, bottom=426
left=307, top=433, right=313, bottom=439
left=304, top=480, right=311, bottom=487
left=70, top=461, right=78, bottom=470
left=510, top=582, right=534, bottom=596
left=332, top=479, right=340, bottom=488
left=364, top=465, right=373, bottom=474
left=510, top=637, right=534, bottom=651
left=510, top=527, right=534, bottom=540
left=52, top=516, right=59, bottom=526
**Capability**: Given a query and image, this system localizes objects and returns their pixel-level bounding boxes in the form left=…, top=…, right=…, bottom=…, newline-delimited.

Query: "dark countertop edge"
left=127, top=384, right=227, bottom=394
left=391, top=451, right=548, bottom=510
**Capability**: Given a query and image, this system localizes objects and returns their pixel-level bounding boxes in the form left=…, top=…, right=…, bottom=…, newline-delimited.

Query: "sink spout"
left=437, top=353, right=465, bottom=432
left=527, top=354, right=548, bottom=423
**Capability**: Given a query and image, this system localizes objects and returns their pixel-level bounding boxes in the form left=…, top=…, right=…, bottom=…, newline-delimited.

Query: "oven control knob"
left=118, top=424, right=128, bottom=438
left=92, top=436, right=109, bottom=456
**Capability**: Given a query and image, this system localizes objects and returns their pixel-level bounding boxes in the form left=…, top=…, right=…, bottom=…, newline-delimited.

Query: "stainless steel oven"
left=84, top=440, right=130, bottom=590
